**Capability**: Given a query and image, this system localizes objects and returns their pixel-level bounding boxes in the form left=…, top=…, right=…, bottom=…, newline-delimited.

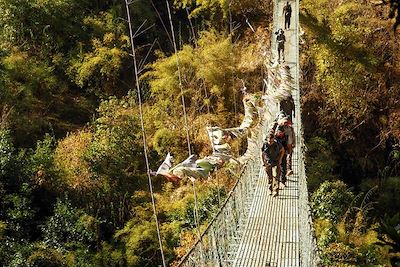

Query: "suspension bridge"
left=175, top=0, right=320, bottom=266
left=125, top=0, right=319, bottom=265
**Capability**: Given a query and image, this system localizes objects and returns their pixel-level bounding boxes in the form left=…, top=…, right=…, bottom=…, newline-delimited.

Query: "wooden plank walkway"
left=233, top=0, right=301, bottom=266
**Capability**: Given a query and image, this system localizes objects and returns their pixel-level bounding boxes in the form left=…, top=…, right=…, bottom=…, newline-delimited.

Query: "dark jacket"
left=261, top=140, right=283, bottom=166
left=276, top=33, right=286, bottom=49
left=283, top=4, right=292, bottom=17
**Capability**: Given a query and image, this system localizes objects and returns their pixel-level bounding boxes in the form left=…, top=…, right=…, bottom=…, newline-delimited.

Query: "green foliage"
left=311, top=180, right=354, bottom=223
left=3, top=187, right=35, bottom=236
left=314, top=219, right=338, bottom=248
left=0, top=239, right=33, bottom=267
left=165, top=185, right=224, bottom=229
left=0, top=0, right=83, bottom=51
left=115, top=220, right=163, bottom=267
left=87, top=95, right=143, bottom=178
left=2, top=51, right=58, bottom=96
left=153, top=128, right=188, bottom=163
left=94, top=242, right=125, bottom=267
left=53, top=130, right=93, bottom=191
left=174, top=0, right=269, bottom=25
left=27, top=134, right=60, bottom=190
left=305, top=136, right=338, bottom=192
left=319, top=239, right=387, bottom=267
left=30, top=134, right=55, bottom=172
left=301, top=0, right=400, bottom=145
left=0, top=128, right=36, bottom=242
left=313, top=183, right=389, bottom=266
left=68, top=12, right=129, bottom=96
left=0, top=51, right=63, bottom=145
left=27, top=246, right=66, bottom=267
left=0, top=128, right=14, bottom=176
left=377, top=213, right=400, bottom=253
left=174, top=0, right=229, bottom=19
left=42, top=197, right=99, bottom=250
left=146, top=30, right=235, bottom=115
left=376, top=176, right=400, bottom=216
left=53, top=96, right=149, bottom=229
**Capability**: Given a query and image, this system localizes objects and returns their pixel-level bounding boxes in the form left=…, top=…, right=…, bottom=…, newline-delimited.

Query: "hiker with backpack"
left=262, top=132, right=285, bottom=197
left=269, top=112, right=295, bottom=184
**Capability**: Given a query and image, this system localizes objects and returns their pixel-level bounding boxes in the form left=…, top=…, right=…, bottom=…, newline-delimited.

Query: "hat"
left=278, top=113, right=286, bottom=120
left=276, top=110, right=286, bottom=118
left=278, top=116, right=288, bottom=125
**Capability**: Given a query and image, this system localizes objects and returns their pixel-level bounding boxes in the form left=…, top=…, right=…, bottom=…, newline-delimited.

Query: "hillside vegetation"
left=300, top=0, right=400, bottom=265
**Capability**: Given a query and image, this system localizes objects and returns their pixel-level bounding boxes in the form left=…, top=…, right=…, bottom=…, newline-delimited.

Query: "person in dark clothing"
left=279, top=116, right=296, bottom=176
left=270, top=113, right=294, bottom=185
left=274, top=124, right=288, bottom=185
left=275, top=29, right=286, bottom=63
left=283, top=1, right=292, bottom=30
left=280, top=95, right=295, bottom=119
left=262, top=132, right=285, bottom=197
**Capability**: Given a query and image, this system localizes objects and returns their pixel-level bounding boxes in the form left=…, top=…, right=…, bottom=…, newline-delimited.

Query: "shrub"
left=377, top=176, right=400, bottom=216
left=311, top=180, right=354, bottom=223
left=0, top=128, right=14, bottom=177
left=115, top=220, right=163, bottom=267
left=42, top=197, right=99, bottom=250
left=27, top=247, right=66, bottom=267
left=53, top=130, right=93, bottom=191
left=305, top=137, right=338, bottom=192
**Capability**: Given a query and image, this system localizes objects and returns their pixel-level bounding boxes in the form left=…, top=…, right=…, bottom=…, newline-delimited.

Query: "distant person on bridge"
left=262, top=132, right=285, bottom=197
left=280, top=115, right=296, bottom=176
left=280, top=94, right=295, bottom=119
left=283, top=1, right=292, bottom=30
left=275, top=29, right=286, bottom=63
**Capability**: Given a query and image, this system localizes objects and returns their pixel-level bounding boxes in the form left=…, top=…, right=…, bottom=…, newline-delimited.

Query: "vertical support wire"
left=124, top=1, right=166, bottom=266
left=165, top=0, right=192, bottom=156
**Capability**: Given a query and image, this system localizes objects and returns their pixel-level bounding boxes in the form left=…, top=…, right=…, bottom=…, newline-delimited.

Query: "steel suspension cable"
left=124, top=1, right=166, bottom=266
left=165, top=4, right=208, bottom=263
left=165, top=0, right=192, bottom=156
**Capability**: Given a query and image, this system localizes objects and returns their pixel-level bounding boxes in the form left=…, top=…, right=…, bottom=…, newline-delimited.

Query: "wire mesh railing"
left=293, top=0, right=320, bottom=264
left=177, top=122, right=265, bottom=267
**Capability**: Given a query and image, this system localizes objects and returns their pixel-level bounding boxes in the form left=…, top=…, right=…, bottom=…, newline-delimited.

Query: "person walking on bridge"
left=262, top=132, right=285, bottom=197
left=270, top=113, right=294, bottom=185
left=280, top=115, right=296, bottom=176
left=283, top=1, right=292, bottom=30
left=275, top=28, right=286, bottom=63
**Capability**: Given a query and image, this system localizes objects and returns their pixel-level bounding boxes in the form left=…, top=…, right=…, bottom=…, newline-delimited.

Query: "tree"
left=42, top=197, right=98, bottom=250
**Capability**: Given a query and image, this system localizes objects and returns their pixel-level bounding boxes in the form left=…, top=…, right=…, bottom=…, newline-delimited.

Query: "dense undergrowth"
left=301, top=0, right=400, bottom=266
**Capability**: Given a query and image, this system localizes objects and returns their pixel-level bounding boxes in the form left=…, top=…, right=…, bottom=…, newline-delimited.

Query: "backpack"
left=275, top=125, right=288, bottom=148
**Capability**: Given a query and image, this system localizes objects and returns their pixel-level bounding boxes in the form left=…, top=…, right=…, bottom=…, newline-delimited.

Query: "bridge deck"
left=233, top=0, right=301, bottom=266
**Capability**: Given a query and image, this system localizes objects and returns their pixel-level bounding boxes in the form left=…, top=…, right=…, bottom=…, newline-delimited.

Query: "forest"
left=0, top=0, right=399, bottom=266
